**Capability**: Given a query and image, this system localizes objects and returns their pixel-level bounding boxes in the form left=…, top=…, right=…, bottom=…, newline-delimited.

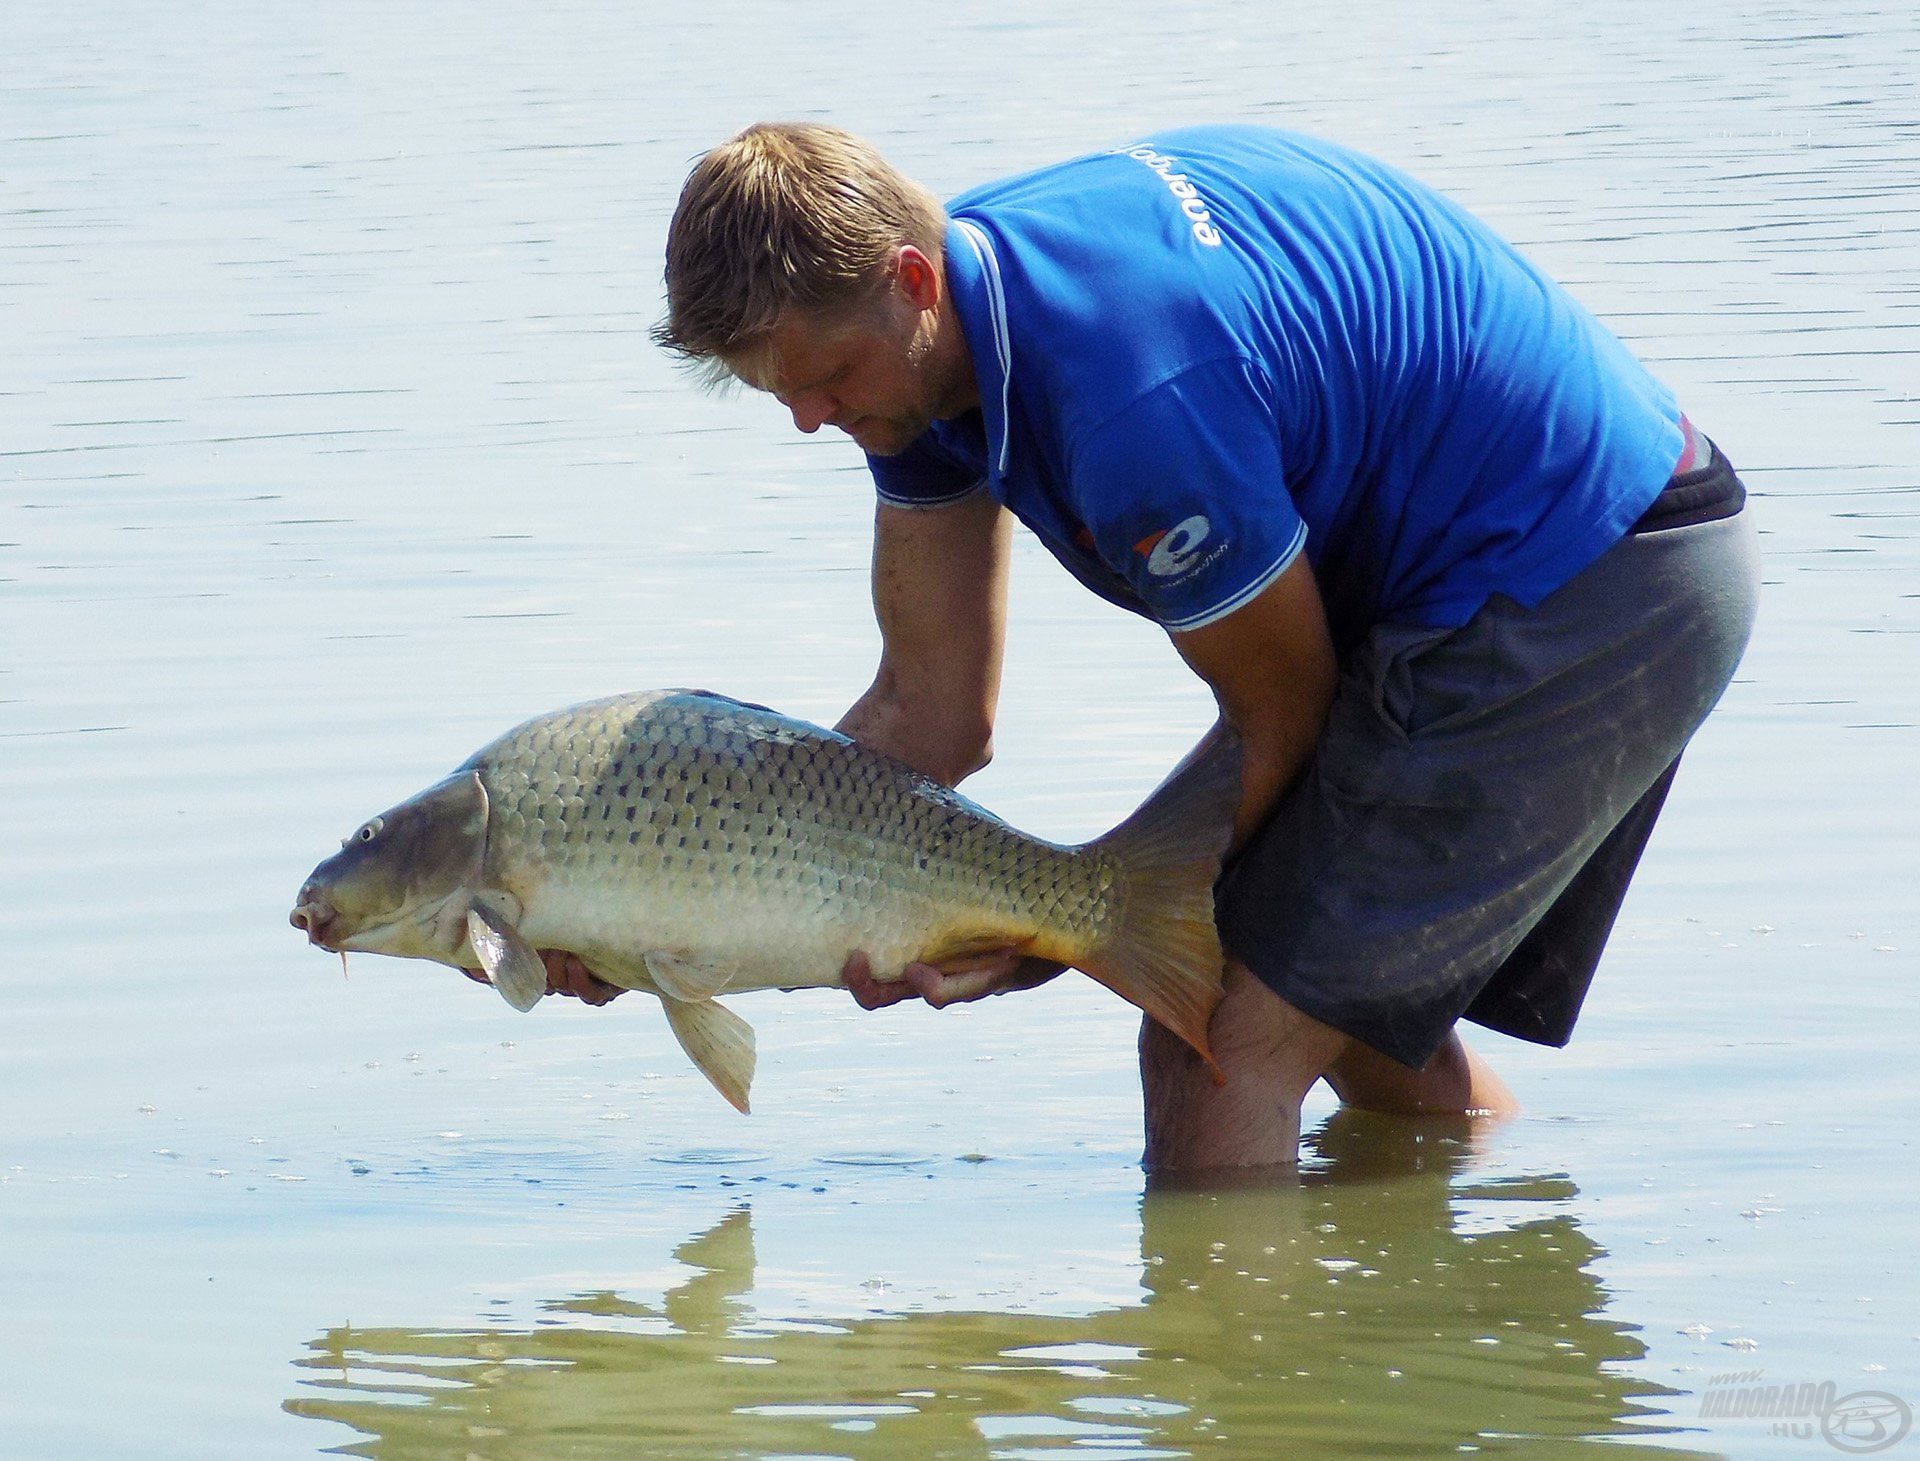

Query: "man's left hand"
left=842, top=948, right=1065, bottom=1009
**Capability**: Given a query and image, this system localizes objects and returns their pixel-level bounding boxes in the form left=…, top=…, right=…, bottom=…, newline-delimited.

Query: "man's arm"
left=848, top=545, right=1338, bottom=1015
left=1168, top=551, right=1337, bottom=854
left=835, top=491, right=1010, bottom=785
left=836, top=491, right=1062, bottom=1009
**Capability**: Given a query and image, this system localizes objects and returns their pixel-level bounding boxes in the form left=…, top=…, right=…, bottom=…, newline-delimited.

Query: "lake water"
left=3, top=1, right=1916, bottom=1456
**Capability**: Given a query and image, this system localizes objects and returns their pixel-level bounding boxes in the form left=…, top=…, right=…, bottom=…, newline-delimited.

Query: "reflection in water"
left=287, top=1115, right=1710, bottom=1458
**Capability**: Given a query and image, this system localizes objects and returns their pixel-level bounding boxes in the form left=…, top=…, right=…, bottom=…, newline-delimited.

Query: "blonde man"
left=549, top=123, right=1757, bottom=1176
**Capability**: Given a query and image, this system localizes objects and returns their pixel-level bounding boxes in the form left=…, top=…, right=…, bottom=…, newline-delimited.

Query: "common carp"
left=290, top=690, right=1236, bottom=1112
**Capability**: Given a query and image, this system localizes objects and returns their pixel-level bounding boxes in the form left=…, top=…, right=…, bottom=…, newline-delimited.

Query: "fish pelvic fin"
left=1080, top=729, right=1240, bottom=1075
left=643, top=949, right=739, bottom=1003
left=661, top=996, right=757, bottom=1114
left=466, top=903, right=547, bottom=1012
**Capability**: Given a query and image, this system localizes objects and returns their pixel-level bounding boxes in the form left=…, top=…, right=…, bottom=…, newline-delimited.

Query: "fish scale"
left=291, top=688, right=1237, bottom=1111
left=473, top=691, right=1101, bottom=985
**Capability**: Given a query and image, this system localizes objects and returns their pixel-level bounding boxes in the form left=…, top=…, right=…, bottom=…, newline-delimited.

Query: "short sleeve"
left=866, top=417, right=989, bottom=509
left=1067, top=356, right=1307, bottom=631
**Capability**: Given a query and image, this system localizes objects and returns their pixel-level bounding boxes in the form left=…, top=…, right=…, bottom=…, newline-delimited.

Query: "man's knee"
left=1325, top=1032, right=1458, bottom=1111
left=1325, top=1026, right=1520, bottom=1117
left=1142, top=960, right=1350, bottom=1098
left=1138, top=961, right=1351, bottom=1174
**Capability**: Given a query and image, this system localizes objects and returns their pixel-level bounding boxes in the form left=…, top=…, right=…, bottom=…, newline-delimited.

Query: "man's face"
left=736, top=287, right=946, bottom=459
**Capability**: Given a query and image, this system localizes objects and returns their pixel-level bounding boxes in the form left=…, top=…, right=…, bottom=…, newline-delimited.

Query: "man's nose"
left=787, top=390, right=834, bottom=435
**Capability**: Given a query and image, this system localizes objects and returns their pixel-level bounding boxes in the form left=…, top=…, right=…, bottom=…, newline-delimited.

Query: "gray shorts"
left=1216, top=446, right=1760, bottom=1069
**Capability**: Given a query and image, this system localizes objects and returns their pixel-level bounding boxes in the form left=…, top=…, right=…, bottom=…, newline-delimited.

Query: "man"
left=544, top=123, right=1758, bottom=1174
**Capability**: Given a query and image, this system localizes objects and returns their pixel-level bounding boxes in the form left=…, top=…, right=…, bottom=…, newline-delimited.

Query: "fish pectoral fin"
left=466, top=904, right=547, bottom=1012
left=660, top=996, right=757, bottom=1115
left=643, top=949, right=740, bottom=1003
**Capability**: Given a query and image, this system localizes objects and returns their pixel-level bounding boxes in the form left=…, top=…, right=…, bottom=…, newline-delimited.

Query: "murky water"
left=3, top=2, right=1916, bottom=1456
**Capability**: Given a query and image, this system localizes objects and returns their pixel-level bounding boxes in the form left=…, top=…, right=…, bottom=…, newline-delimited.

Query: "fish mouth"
left=291, top=893, right=453, bottom=957
left=290, top=898, right=340, bottom=949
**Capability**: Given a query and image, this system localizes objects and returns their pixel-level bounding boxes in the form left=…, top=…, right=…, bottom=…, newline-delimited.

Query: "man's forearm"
left=840, top=497, right=1009, bottom=788
left=1165, top=716, right=1318, bottom=859
left=1168, top=554, right=1340, bottom=856
left=1222, top=708, right=1324, bottom=856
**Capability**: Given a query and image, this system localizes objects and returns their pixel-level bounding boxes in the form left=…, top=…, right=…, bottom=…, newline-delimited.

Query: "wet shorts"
left=1216, top=443, right=1760, bottom=1069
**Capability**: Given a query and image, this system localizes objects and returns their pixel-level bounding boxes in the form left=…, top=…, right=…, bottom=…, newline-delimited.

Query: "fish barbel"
left=290, top=690, right=1237, bottom=1111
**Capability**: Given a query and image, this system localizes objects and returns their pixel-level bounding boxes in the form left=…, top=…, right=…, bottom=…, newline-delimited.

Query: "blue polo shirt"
left=867, top=126, right=1685, bottom=653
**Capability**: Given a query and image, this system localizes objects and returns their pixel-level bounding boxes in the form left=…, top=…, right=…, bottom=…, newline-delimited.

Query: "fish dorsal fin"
left=466, top=903, right=547, bottom=1012
left=660, top=996, right=757, bottom=1114
left=643, top=949, right=738, bottom=1003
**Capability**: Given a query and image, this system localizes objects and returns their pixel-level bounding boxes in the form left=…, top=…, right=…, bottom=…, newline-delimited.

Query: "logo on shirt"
left=1113, top=145, right=1224, bottom=248
left=1138, top=515, right=1220, bottom=579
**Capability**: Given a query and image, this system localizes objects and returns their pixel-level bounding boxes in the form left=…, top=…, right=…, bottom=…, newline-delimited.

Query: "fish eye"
left=343, top=817, right=385, bottom=849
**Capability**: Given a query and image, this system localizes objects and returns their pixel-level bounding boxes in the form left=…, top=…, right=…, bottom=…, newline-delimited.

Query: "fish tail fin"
left=1078, top=730, right=1240, bottom=1075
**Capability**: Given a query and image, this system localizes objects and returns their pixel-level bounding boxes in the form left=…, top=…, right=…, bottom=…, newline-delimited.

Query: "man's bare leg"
left=1325, top=1030, right=1520, bottom=1117
left=1142, top=962, right=1521, bottom=1173
left=1140, top=959, right=1351, bottom=1174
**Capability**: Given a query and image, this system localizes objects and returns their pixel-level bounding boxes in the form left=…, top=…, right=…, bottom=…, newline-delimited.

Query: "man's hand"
left=461, top=950, right=626, bottom=1005
left=841, top=948, right=1064, bottom=1010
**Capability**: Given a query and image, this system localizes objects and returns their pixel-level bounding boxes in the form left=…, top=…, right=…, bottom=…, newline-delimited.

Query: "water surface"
left=3, top=1, right=1916, bottom=1456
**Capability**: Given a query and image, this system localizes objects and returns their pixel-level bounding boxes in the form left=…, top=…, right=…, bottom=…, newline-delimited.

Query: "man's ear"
left=894, top=244, right=942, bottom=311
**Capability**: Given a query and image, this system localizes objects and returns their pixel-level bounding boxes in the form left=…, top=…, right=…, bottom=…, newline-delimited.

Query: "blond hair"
left=652, top=122, right=946, bottom=370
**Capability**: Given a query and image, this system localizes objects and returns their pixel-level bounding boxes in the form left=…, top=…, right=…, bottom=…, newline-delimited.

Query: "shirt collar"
left=944, top=217, right=1013, bottom=478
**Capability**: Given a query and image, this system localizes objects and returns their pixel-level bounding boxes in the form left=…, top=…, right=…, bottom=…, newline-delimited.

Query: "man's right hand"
left=841, top=948, right=1065, bottom=1010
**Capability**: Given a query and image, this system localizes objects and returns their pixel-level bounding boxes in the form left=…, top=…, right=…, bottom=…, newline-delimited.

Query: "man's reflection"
left=288, top=1123, right=1705, bottom=1457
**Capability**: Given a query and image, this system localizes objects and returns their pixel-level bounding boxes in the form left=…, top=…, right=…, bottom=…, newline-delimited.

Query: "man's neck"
left=931, top=261, right=982, bottom=421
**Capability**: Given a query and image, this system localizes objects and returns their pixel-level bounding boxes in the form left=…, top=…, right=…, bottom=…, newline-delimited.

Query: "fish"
left=289, top=690, right=1237, bottom=1112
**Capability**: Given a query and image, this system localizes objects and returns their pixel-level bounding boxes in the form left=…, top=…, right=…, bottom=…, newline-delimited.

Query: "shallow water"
left=3, top=1, right=1917, bottom=1456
